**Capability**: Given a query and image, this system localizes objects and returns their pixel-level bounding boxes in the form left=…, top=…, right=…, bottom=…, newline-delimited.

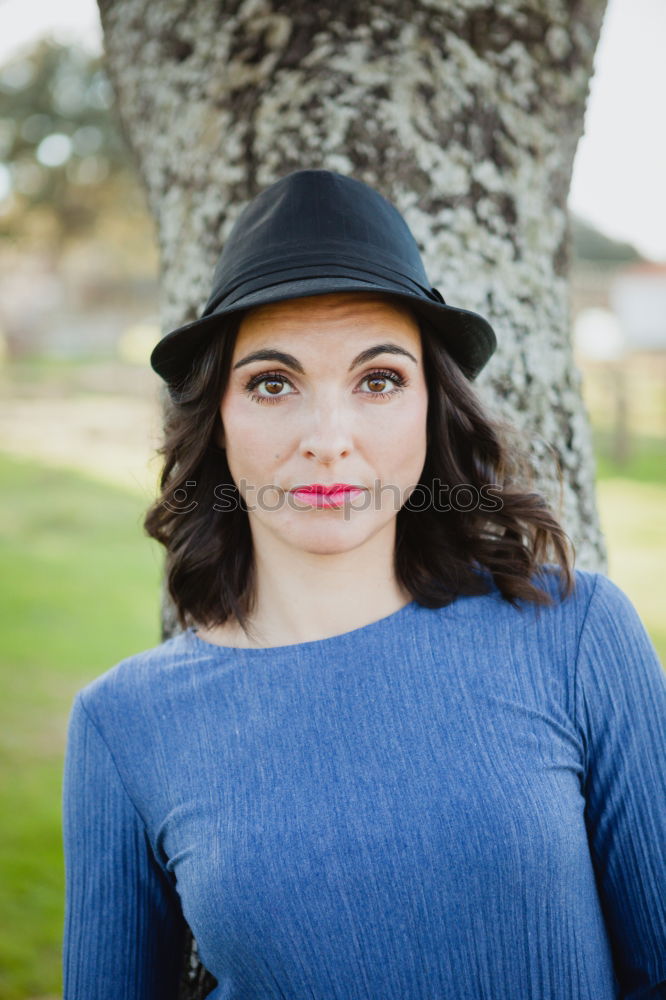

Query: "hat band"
left=204, top=259, right=435, bottom=317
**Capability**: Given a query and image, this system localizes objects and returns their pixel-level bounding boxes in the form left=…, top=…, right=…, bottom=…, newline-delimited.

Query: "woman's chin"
left=263, top=516, right=383, bottom=556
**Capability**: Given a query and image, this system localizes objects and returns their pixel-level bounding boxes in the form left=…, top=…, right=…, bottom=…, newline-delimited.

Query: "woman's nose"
left=298, top=398, right=354, bottom=464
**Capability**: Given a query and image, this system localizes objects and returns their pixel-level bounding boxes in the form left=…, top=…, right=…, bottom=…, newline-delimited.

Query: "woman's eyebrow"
left=233, top=343, right=418, bottom=374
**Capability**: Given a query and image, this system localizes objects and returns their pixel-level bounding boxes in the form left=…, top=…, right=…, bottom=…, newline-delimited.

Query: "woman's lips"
left=292, top=483, right=362, bottom=494
left=290, top=486, right=365, bottom=508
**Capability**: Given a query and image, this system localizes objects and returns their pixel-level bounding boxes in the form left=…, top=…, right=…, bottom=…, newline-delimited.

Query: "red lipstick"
left=290, top=483, right=365, bottom=509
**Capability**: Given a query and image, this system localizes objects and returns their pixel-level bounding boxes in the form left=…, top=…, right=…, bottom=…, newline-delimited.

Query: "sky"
left=0, top=0, right=664, bottom=261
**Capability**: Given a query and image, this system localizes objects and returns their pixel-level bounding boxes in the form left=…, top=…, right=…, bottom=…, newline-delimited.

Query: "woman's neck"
left=196, top=586, right=414, bottom=649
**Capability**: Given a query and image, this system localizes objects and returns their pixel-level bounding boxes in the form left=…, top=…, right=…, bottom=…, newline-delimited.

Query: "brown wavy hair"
left=144, top=307, right=575, bottom=634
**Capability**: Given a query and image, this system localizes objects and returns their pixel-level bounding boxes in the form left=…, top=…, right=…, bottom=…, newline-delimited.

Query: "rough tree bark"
left=97, top=1, right=608, bottom=994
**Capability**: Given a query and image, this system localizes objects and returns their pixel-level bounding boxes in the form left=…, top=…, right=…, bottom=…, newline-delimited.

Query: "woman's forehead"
left=236, top=292, right=421, bottom=344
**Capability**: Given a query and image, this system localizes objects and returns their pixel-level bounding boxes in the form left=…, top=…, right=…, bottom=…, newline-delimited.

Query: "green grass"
left=596, top=477, right=666, bottom=662
left=593, top=429, right=666, bottom=486
left=591, top=433, right=666, bottom=660
left=0, top=452, right=162, bottom=1000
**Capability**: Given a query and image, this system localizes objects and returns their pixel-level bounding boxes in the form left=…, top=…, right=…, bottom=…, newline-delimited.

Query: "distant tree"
left=571, top=214, right=643, bottom=265
left=96, top=2, right=609, bottom=996
left=0, top=39, right=151, bottom=258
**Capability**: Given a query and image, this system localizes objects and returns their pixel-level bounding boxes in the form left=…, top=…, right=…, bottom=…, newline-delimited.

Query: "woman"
left=62, top=170, right=666, bottom=999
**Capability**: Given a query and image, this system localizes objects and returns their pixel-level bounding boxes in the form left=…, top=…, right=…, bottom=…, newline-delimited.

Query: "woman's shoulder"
left=72, top=629, right=195, bottom=732
left=501, top=566, right=656, bottom=672
left=496, top=563, right=628, bottom=613
left=531, top=564, right=640, bottom=624
left=462, top=562, right=601, bottom=617
left=448, top=564, right=642, bottom=655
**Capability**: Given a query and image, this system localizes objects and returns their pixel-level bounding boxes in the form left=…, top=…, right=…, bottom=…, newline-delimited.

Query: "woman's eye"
left=256, top=376, right=293, bottom=398
left=244, top=372, right=295, bottom=404
left=361, top=373, right=400, bottom=395
left=244, top=368, right=408, bottom=405
left=358, top=369, right=408, bottom=398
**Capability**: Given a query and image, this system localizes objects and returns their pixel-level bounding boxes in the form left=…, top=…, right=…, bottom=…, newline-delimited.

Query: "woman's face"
left=219, top=292, right=429, bottom=558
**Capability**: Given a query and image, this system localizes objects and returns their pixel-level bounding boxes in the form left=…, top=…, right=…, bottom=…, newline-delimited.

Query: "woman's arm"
left=575, top=574, right=666, bottom=1000
left=62, top=692, right=186, bottom=999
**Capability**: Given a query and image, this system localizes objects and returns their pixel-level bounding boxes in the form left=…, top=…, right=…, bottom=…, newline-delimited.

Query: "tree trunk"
left=97, top=1, right=608, bottom=994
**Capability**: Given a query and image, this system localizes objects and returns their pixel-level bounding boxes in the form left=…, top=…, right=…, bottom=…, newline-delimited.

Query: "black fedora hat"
left=150, top=169, right=497, bottom=385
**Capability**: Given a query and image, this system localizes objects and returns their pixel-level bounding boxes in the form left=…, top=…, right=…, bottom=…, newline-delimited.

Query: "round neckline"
left=185, top=599, right=418, bottom=655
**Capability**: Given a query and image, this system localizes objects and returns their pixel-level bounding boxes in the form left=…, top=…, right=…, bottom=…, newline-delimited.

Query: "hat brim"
left=150, top=276, right=497, bottom=386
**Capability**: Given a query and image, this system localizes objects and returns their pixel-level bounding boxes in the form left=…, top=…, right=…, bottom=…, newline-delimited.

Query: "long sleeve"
left=62, top=692, right=186, bottom=999
left=575, top=574, right=666, bottom=1000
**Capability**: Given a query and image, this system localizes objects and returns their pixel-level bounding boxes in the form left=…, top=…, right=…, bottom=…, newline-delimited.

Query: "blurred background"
left=0, top=0, right=664, bottom=996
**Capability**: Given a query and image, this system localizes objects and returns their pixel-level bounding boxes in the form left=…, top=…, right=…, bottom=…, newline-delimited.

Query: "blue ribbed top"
left=62, top=568, right=666, bottom=999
